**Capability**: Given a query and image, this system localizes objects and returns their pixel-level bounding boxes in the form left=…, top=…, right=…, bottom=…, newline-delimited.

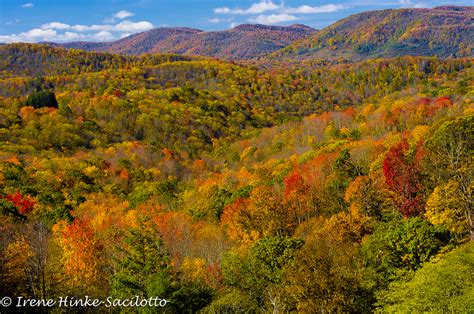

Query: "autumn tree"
left=283, top=215, right=372, bottom=313
left=1, top=236, right=35, bottom=297
left=222, top=236, right=304, bottom=311
left=425, top=116, right=474, bottom=240
left=283, top=169, right=313, bottom=226
left=204, top=288, right=259, bottom=313
left=53, top=219, right=106, bottom=297
left=426, top=180, right=470, bottom=238
left=383, top=139, right=425, bottom=217
left=345, top=175, right=388, bottom=220
left=1, top=222, right=51, bottom=299
left=4, top=192, right=35, bottom=216
left=362, top=217, right=451, bottom=291
left=328, top=148, right=365, bottom=211
left=23, top=222, right=50, bottom=299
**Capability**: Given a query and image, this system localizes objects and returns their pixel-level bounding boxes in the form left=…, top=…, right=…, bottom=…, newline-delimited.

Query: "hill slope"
left=274, top=6, right=473, bottom=60
left=56, top=24, right=316, bottom=60
left=0, top=43, right=195, bottom=77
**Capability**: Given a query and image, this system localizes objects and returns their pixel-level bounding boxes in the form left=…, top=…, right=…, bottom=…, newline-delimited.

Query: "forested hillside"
left=274, top=6, right=473, bottom=61
left=53, top=24, right=316, bottom=60
left=0, top=25, right=473, bottom=313
left=49, top=6, right=473, bottom=62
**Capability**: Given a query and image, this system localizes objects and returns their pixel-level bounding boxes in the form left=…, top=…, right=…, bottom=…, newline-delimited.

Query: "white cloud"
left=25, top=28, right=56, bottom=38
left=283, top=4, right=344, bottom=14
left=104, top=10, right=135, bottom=23
left=41, top=22, right=71, bottom=30
left=230, top=22, right=239, bottom=28
left=92, top=31, right=115, bottom=41
left=215, top=0, right=281, bottom=15
left=0, top=29, right=117, bottom=43
left=115, top=20, right=154, bottom=32
left=68, top=20, right=153, bottom=33
left=21, top=2, right=33, bottom=8
left=56, top=31, right=110, bottom=42
left=62, top=32, right=86, bottom=41
left=249, top=14, right=298, bottom=24
left=212, top=1, right=345, bottom=25
left=114, top=10, right=135, bottom=19
left=0, top=18, right=154, bottom=43
left=70, top=24, right=110, bottom=32
left=0, top=28, right=86, bottom=43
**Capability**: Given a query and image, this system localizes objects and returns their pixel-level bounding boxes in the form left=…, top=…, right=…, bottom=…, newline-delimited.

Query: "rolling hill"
left=54, top=24, right=316, bottom=60
left=273, top=6, right=473, bottom=61
left=0, top=12, right=473, bottom=311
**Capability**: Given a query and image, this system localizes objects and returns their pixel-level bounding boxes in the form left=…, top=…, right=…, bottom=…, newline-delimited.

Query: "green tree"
left=204, top=288, right=259, bottom=313
left=378, top=241, right=474, bottom=312
left=362, top=217, right=451, bottom=290
left=333, top=148, right=362, bottom=179
left=222, top=236, right=304, bottom=311
left=168, top=283, right=214, bottom=313
left=110, top=225, right=171, bottom=299
left=25, top=90, right=58, bottom=109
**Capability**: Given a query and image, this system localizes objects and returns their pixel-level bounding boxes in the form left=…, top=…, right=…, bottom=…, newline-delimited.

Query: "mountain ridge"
left=273, top=6, right=473, bottom=61
left=52, top=24, right=317, bottom=60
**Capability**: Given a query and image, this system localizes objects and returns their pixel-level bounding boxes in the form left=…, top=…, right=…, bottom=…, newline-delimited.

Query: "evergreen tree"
left=110, top=225, right=172, bottom=299
left=25, top=89, right=58, bottom=109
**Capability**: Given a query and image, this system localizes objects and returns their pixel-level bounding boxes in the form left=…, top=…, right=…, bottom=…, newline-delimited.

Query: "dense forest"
left=0, top=10, right=473, bottom=312
left=55, top=24, right=316, bottom=60
left=44, top=6, right=473, bottom=62
left=275, top=6, right=473, bottom=61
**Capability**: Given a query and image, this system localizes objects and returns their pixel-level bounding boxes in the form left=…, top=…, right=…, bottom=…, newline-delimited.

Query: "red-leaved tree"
left=383, top=139, right=425, bottom=217
left=5, top=192, right=35, bottom=215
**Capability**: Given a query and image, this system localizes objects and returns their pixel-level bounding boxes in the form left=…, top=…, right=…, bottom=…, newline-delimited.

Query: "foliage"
left=426, top=180, right=470, bottom=238
left=275, top=6, right=473, bottom=60
left=0, top=38, right=472, bottom=312
left=362, top=218, right=451, bottom=290
left=222, top=236, right=304, bottom=310
left=110, top=224, right=171, bottom=299
left=204, top=288, right=260, bottom=313
left=58, top=24, right=316, bottom=61
left=377, top=241, right=474, bottom=312
left=383, top=139, right=425, bottom=217
left=24, top=89, right=58, bottom=109
left=283, top=213, right=373, bottom=312
left=425, top=115, right=474, bottom=239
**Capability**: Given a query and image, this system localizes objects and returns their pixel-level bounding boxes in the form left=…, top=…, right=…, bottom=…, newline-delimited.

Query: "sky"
left=0, top=0, right=470, bottom=43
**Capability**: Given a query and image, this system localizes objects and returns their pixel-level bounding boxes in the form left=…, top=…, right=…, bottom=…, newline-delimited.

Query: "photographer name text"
left=0, top=296, right=169, bottom=308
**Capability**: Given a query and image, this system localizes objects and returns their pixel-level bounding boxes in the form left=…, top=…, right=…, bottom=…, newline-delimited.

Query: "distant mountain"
left=273, top=6, right=473, bottom=61
left=55, top=24, right=316, bottom=60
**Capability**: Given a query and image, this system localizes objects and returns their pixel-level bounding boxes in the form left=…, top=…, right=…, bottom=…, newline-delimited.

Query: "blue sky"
left=0, top=0, right=469, bottom=43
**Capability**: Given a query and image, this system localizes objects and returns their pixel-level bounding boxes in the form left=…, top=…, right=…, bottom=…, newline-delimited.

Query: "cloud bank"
left=0, top=11, right=154, bottom=43
left=213, top=1, right=345, bottom=25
